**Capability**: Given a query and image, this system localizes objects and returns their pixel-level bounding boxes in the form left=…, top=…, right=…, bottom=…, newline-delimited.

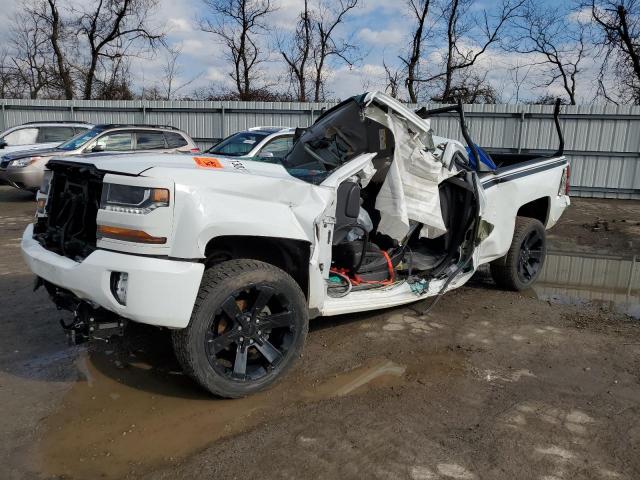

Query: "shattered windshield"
left=208, top=131, right=269, bottom=157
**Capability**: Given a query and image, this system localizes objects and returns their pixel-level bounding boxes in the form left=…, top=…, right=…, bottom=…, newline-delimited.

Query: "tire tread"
left=490, top=216, right=546, bottom=291
left=172, top=259, right=308, bottom=398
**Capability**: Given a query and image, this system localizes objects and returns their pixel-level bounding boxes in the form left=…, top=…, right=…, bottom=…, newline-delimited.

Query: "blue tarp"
left=466, top=144, right=497, bottom=171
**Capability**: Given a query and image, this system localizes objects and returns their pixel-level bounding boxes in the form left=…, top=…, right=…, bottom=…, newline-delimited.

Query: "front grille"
left=0, top=158, right=10, bottom=169
left=34, top=161, right=104, bottom=261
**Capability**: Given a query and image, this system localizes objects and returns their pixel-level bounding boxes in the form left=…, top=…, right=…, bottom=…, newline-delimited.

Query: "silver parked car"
left=0, top=124, right=199, bottom=192
left=206, top=126, right=295, bottom=159
left=0, top=121, right=93, bottom=154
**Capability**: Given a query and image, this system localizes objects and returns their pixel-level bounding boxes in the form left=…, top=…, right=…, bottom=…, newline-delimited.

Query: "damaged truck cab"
left=21, top=92, right=570, bottom=398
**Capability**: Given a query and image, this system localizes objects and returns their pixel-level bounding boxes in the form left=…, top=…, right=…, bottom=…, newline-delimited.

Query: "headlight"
left=100, top=184, right=170, bottom=214
left=9, top=156, right=41, bottom=168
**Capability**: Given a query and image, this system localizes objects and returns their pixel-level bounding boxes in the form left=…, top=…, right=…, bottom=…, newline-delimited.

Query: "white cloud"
left=358, top=27, right=405, bottom=46
left=167, top=18, right=194, bottom=34
left=181, top=39, right=211, bottom=58
left=267, top=0, right=306, bottom=31
left=325, top=63, right=388, bottom=99
left=355, top=0, right=406, bottom=16
left=568, top=7, right=593, bottom=24
left=205, top=67, right=230, bottom=83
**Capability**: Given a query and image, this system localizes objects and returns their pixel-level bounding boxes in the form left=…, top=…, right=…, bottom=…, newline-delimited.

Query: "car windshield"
left=56, top=128, right=105, bottom=151
left=207, top=131, right=269, bottom=157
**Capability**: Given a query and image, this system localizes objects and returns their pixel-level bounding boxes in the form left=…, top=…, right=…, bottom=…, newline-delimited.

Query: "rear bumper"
left=547, top=194, right=571, bottom=229
left=21, top=224, right=204, bottom=328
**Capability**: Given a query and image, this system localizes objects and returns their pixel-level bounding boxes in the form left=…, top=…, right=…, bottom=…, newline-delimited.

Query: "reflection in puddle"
left=35, top=338, right=409, bottom=479
left=533, top=251, right=640, bottom=319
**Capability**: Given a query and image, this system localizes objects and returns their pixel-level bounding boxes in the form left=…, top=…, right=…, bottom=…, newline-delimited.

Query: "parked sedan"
left=207, top=127, right=295, bottom=159
left=0, top=121, right=93, bottom=154
left=0, top=124, right=198, bottom=192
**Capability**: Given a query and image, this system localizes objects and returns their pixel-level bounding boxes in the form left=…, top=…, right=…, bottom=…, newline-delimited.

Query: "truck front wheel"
left=172, top=259, right=308, bottom=398
left=490, top=216, right=547, bottom=291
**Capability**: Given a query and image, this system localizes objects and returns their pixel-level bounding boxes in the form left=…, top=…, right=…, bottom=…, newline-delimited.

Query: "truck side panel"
left=477, top=157, right=570, bottom=265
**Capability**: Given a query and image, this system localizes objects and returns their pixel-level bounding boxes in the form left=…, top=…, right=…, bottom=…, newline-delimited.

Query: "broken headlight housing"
left=100, top=184, right=170, bottom=214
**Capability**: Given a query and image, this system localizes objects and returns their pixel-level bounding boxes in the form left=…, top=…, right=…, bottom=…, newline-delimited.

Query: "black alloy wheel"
left=205, top=284, right=296, bottom=381
left=172, top=259, right=308, bottom=398
left=516, top=228, right=545, bottom=284
left=490, top=216, right=547, bottom=291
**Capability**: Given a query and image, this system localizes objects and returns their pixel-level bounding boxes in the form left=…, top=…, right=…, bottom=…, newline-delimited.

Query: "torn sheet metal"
left=365, top=104, right=460, bottom=241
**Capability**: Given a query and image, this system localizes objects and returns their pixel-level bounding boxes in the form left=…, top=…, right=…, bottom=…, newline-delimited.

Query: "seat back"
left=333, top=181, right=361, bottom=245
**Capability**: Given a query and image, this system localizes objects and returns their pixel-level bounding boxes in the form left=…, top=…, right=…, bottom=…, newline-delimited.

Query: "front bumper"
left=21, top=224, right=204, bottom=328
left=0, top=165, right=42, bottom=190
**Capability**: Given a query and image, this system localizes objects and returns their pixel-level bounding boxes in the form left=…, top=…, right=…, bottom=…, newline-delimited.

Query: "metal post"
left=221, top=105, right=226, bottom=138
left=310, top=107, right=314, bottom=126
left=517, top=110, right=525, bottom=153
left=70, top=103, right=75, bottom=121
left=627, top=254, right=637, bottom=298
left=0, top=103, right=5, bottom=131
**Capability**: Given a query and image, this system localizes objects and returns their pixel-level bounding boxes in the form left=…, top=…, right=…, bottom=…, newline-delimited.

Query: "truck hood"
left=49, top=152, right=296, bottom=180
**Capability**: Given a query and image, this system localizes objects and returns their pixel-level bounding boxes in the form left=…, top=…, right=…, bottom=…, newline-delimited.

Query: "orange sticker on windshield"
left=194, top=157, right=223, bottom=169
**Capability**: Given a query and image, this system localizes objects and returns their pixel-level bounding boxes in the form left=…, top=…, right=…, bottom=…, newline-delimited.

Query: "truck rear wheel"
left=172, top=259, right=308, bottom=398
left=490, top=217, right=547, bottom=291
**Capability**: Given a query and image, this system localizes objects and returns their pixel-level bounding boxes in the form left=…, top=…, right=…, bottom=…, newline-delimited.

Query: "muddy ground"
left=1, top=187, right=639, bottom=480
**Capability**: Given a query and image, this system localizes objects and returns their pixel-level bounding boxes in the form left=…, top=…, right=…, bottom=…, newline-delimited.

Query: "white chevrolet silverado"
left=21, top=92, right=570, bottom=398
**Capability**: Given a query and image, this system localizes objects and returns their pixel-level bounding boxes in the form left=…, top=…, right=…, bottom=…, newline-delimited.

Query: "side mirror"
left=259, top=151, right=274, bottom=158
left=92, top=144, right=106, bottom=153
left=0, top=139, right=7, bottom=149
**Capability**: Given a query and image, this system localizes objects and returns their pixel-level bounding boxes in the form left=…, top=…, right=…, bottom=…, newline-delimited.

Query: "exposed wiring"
left=327, top=270, right=352, bottom=297
left=415, top=171, right=482, bottom=316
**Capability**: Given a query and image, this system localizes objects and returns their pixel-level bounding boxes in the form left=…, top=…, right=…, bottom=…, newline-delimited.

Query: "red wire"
left=330, top=250, right=395, bottom=287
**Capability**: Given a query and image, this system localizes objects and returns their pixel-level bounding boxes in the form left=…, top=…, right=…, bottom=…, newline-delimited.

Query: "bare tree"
left=312, top=0, right=359, bottom=101
left=9, top=7, right=52, bottom=99
left=94, top=56, right=135, bottom=100
left=416, top=0, right=525, bottom=103
left=200, top=0, right=274, bottom=100
left=586, top=1, right=640, bottom=103
left=280, top=0, right=313, bottom=101
left=74, top=0, right=165, bottom=99
left=0, top=48, right=22, bottom=98
left=444, top=71, right=500, bottom=103
left=400, top=0, right=432, bottom=103
left=22, top=0, right=74, bottom=99
left=157, top=45, right=202, bottom=100
left=509, top=1, right=588, bottom=105
left=23, top=0, right=164, bottom=99
left=383, top=60, right=402, bottom=99
left=507, top=60, right=533, bottom=104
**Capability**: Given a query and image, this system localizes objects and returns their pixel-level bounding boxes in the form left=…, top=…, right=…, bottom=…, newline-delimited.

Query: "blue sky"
left=0, top=0, right=598, bottom=102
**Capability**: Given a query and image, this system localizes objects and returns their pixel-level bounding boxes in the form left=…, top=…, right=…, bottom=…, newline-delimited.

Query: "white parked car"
left=0, top=121, right=93, bottom=154
left=22, top=91, right=570, bottom=398
left=206, top=127, right=295, bottom=159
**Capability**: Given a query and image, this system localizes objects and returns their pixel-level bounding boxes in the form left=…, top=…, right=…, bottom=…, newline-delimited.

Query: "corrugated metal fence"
left=1, top=98, right=639, bottom=199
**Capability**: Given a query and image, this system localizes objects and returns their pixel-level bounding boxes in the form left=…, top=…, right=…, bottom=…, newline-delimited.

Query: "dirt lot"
left=1, top=187, right=639, bottom=480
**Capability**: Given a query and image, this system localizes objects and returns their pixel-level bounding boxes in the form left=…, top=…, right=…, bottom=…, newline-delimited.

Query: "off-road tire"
left=490, top=216, right=547, bottom=291
left=172, top=259, right=308, bottom=398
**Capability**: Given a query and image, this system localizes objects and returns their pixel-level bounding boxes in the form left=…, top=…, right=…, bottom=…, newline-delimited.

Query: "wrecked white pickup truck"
left=21, top=92, right=570, bottom=398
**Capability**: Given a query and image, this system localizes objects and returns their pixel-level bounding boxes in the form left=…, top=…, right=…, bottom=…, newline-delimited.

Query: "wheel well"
left=204, top=236, right=311, bottom=298
left=517, top=197, right=550, bottom=226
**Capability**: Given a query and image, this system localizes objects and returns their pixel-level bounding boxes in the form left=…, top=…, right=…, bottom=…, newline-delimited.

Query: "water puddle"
left=304, top=359, right=406, bottom=398
left=33, top=339, right=409, bottom=479
left=532, top=251, right=640, bottom=319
